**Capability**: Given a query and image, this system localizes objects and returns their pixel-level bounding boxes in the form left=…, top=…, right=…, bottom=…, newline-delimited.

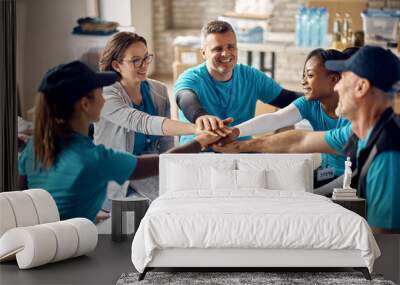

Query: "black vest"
left=343, top=108, right=400, bottom=198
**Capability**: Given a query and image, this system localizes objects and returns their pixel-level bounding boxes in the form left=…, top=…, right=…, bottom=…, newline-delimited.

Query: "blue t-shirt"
left=132, top=81, right=158, bottom=155
left=293, top=97, right=350, bottom=176
left=325, top=125, right=400, bottom=230
left=19, top=134, right=137, bottom=222
left=175, top=63, right=283, bottom=144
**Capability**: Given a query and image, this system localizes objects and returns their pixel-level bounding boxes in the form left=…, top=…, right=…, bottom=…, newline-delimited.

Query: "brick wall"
left=152, top=0, right=235, bottom=75
left=152, top=0, right=399, bottom=77
left=172, top=1, right=235, bottom=29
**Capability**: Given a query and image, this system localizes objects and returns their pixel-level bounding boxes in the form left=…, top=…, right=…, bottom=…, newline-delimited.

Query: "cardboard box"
left=174, top=46, right=203, bottom=65
left=173, top=61, right=197, bottom=82
left=255, top=100, right=277, bottom=116
left=307, top=0, right=368, bottom=33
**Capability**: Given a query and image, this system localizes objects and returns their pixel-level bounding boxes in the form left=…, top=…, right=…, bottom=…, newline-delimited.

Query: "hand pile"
left=194, top=115, right=240, bottom=151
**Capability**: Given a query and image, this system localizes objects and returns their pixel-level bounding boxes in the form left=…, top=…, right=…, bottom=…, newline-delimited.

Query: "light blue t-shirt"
left=19, top=134, right=137, bottom=222
left=175, top=63, right=283, bottom=144
left=293, top=96, right=350, bottom=176
left=325, top=125, right=400, bottom=230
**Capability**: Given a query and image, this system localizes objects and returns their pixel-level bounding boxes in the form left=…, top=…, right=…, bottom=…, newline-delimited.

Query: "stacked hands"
left=193, top=115, right=241, bottom=152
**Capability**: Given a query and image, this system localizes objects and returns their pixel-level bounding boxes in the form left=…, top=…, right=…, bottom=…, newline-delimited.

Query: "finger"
left=202, top=118, right=211, bottom=131
left=221, top=127, right=232, bottom=135
left=214, top=128, right=227, bottom=137
left=196, top=119, right=204, bottom=130
left=222, top=117, right=234, bottom=126
left=218, top=119, right=225, bottom=129
left=217, top=137, right=230, bottom=146
left=202, top=130, right=218, bottom=136
left=209, top=118, right=218, bottom=131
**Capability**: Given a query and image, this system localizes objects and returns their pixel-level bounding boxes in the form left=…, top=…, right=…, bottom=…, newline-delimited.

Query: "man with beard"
left=175, top=20, right=302, bottom=144
left=214, top=46, right=400, bottom=233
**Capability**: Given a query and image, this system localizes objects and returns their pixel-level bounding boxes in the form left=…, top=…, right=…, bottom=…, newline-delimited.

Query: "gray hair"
left=201, top=20, right=235, bottom=46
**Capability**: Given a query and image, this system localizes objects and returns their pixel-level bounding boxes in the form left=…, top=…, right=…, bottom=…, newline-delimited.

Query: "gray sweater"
left=94, top=79, right=174, bottom=154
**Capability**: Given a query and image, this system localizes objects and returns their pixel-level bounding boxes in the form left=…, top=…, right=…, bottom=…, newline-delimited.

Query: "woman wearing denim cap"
left=18, top=61, right=228, bottom=223
left=95, top=32, right=231, bottom=203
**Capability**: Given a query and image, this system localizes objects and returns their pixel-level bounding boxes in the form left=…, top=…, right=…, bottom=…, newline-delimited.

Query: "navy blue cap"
left=325, top=45, right=400, bottom=93
left=38, top=60, right=117, bottom=103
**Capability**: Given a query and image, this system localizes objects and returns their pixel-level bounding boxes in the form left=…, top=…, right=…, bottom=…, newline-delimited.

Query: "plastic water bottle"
left=310, top=8, right=320, bottom=47
left=295, top=6, right=306, bottom=47
left=319, top=8, right=328, bottom=47
left=301, top=8, right=310, bottom=47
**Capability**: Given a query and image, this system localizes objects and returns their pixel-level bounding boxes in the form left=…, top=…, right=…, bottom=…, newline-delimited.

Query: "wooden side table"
left=111, top=194, right=149, bottom=242
left=331, top=198, right=366, bottom=218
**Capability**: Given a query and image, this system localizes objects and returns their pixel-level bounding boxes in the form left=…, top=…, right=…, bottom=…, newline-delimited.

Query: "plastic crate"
left=219, top=14, right=269, bottom=43
left=361, top=10, right=400, bottom=41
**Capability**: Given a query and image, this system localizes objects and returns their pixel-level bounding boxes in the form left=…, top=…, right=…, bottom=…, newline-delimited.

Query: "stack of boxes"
left=173, top=45, right=203, bottom=82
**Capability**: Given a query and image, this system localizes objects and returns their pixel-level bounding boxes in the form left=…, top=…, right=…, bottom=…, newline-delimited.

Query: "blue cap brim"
left=325, top=60, right=348, bottom=72
left=93, top=71, right=118, bottom=88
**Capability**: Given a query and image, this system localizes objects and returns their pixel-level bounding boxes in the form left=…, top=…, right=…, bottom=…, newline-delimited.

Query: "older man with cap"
left=214, top=46, right=400, bottom=233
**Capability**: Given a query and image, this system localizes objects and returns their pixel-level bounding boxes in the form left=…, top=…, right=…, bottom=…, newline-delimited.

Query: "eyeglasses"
left=121, top=54, right=154, bottom=68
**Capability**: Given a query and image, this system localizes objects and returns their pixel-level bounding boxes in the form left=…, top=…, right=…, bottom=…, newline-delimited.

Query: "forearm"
left=161, top=119, right=196, bottom=136
left=237, top=105, right=302, bottom=137
left=166, top=140, right=203, bottom=154
left=176, top=89, right=208, bottom=123
left=102, top=95, right=165, bottom=135
left=237, top=130, right=336, bottom=154
left=269, top=89, right=302, bottom=109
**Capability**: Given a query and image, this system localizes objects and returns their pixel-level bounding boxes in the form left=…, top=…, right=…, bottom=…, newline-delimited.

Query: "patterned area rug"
left=116, top=271, right=395, bottom=285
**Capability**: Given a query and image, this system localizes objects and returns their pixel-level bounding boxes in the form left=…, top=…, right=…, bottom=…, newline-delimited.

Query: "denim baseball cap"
left=325, top=45, right=400, bottom=94
left=38, top=60, right=117, bottom=103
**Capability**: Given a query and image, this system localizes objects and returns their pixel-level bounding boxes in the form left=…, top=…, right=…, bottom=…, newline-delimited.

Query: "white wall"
left=131, top=0, right=154, bottom=74
left=99, top=0, right=131, bottom=26
left=17, top=0, right=89, bottom=118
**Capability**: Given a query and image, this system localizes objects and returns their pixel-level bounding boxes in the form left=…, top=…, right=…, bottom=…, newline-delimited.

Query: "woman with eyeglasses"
left=95, top=32, right=230, bottom=206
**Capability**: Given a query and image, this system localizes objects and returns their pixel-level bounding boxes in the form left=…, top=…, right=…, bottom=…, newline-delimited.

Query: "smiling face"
left=201, top=31, right=237, bottom=81
left=302, top=55, right=340, bottom=101
left=334, top=71, right=360, bottom=118
left=76, top=88, right=105, bottom=123
left=113, top=41, right=151, bottom=83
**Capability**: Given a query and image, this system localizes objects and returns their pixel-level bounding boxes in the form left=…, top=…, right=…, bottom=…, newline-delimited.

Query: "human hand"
left=195, top=115, right=232, bottom=137
left=212, top=139, right=243, bottom=153
left=195, top=118, right=234, bottom=149
left=214, top=127, right=240, bottom=147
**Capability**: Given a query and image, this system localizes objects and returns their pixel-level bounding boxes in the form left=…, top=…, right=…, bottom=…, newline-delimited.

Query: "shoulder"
left=236, top=64, right=269, bottom=79
left=293, top=96, right=307, bottom=106
left=147, top=79, right=169, bottom=102
left=292, top=96, right=310, bottom=114
left=147, top=78, right=167, bottom=92
left=324, top=124, right=352, bottom=151
left=368, top=150, right=400, bottom=179
left=175, top=63, right=208, bottom=93
left=178, top=63, right=207, bottom=81
left=103, top=81, right=124, bottom=98
left=89, top=141, right=134, bottom=161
